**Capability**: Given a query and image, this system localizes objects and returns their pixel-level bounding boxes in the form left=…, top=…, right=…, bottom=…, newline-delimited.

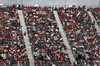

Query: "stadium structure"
left=0, top=2, right=100, bottom=66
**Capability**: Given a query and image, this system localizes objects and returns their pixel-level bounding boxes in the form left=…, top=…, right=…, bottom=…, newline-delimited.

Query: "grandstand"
left=0, top=2, right=100, bottom=66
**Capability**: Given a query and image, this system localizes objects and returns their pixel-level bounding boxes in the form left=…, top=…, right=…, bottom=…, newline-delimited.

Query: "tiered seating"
left=58, top=7, right=100, bottom=65
left=23, top=6, right=71, bottom=65
left=0, top=6, right=29, bottom=66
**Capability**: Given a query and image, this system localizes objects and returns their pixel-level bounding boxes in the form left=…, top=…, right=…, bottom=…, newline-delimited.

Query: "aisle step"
left=53, top=11, right=75, bottom=64
left=17, top=10, right=34, bottom=66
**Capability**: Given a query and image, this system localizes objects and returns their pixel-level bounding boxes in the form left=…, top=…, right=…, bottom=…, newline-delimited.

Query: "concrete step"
left=87, top=11, right=100, bottom=60
left=53, top=11, right=75, bottom=64
left=87, top=11, right=100, bottom=36
left=17, top=10, right=34, bottom=66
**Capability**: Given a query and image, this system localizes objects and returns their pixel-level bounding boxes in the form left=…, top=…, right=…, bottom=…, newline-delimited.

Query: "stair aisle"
left=53, top=11, right=75, bottom=64
left=87, top=11, right=100, bottom=35
left=17, top=10, right=34, bottom=66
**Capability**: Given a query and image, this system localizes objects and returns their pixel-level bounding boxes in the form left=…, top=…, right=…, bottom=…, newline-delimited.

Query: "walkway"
left=17, top=10, right=34, bottom=66
left=53, top=11, right=75, bottom=64
left=87, top=11, right=100, bottom=35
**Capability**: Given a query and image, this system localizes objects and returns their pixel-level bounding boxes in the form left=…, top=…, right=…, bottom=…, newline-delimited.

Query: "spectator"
left=24, top=31, right=26, bottom=36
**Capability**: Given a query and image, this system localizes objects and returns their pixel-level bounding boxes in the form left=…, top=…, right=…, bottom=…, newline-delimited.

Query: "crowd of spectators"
left=23, top=6, right=71, bottom=65
left=0, top=4, right=100, bottom=66
left=92, top=8, right=100, bottom=21
left=0, top=6, right=29, bottom=66
left=92, top=8, right=100, bottom=26
left=58, top=6, right=100, bottom=66
left=87, top=7, right=100, bottom=26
